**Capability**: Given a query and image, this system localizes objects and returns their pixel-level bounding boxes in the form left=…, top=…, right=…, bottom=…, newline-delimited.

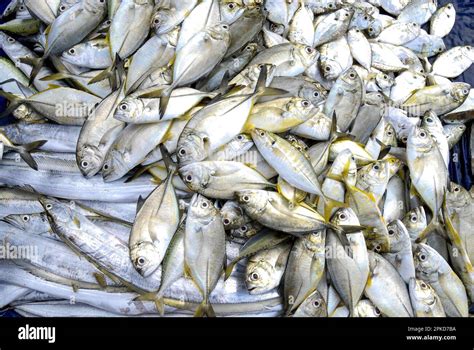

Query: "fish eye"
left=7, top=37, right=15, bottom=43
left=305, top=47, right=313, bottom=54
left=258, top=63, right=264, bottom=69
left=237, top=134, right=244, bottom=141
left=22, top=215, right=29, bottom=222
left=383, top=75, right=388, bottom=79
left=402, top=136, right=408, bottom=143
left=388, top=228, right=395, bottom=236
left=419, top=253, right=427, bottom=261
left=19, top=5, right=25, bottom=10
left=99, top=0, right=105, bottom=3
left=345, top=13, right=349, bottom=17
left=338, top=212, right=347, bottom=220
left=410, top=215, right=417, bottom=223
left=454, top=187, right=460, bottom=192
left=364, top=16, right=369, bottom=20
left=153, top=18, right=160, bottom=25
left=222, top=24, right=229, bottom=30
left=178, top=148, right=187, bottom=156
left=246, top=45, right=252, bottom=51
left=302, top=100, right=310, bottom=107
left=242, top=195, right=250, bottom=202
left=137, top=257, right=146, bottom=266
left=240, top=225, right=248, bottom=232
left=105, top=20, right=111, bottom=25
left=201, top=201, right=209, bottom=209
left=227, top=2, right=236, bottom=9
left=373, top=164, right=380, bottom=170
left=313, top=299, right=321, bottom=308
left=223, top=218, right=230, bottom=225
left=368, top=27, right=373, bottom=32
left=412, top=22, right=417, bottom=27
left=349, top=72, right=356, bottom=78
left=462, top=89, right=469, bottom=95
left=59, top=5, right=66, bottom=11
left=81, top=161, right=89, bottom=168
left=119, top=103, right=128, bottom=111
left=250, top=272, right=259, bottom=281
left=185, top=174, right=193, bottom=182
left=419, top=131, right=426, bottom=138
left=313, top=91, right=319, bottom=97
left=386, top=131, right=393, bottom=136
left=255, top=6, right=261, bottom=10
left=328, top=3, right=334, bottom=8
left=325, top=66, right=331, bottom=72
left=103, top=164, right=109, bottom=170
left=374, top=244, right=381, bottom=252
left=259, top=131, right=265, bottom=137
left=426, top=117, right=433, bottom=123
left=374, top=307, right=381, bottom=316
left=46, top=204, right=53, bottom=210
left=420, top=281, right=428, bottom=289
left=68, top=48, right=76, bottom=55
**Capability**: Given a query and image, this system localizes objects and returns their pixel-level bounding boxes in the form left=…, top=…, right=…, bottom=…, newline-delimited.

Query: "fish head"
left=208, top=23, right=231, bottom=42
left=285, top=134, right=308, bottom=152
left=220, top=1, right=245, bottom=24
left=179, top=163, right=212, bottom=193
left=375, top=72, right=394, bottom=90
left=220, top=201, right=243, bottom=227
left=422, top=110, right=443, bottom=130
left=451, top=83, right=471, bottom=103
left=269, top=22, right=285, bottom=35
left=295, top=44, right=319, bottom=69
left=236, top=189, right=269, bottom=215
left=287, top=97, right=318, bottom=118
left=413, top=243, right=440, bottom=276
left=387, top=220, right=411, bottom=253
left=240, top=43, right=259, bottom=59
left=61, top=43, right=87, bottom=66
left=77, top=144, right=104, bottom=178
left=296, top=290, right=327, bottom=317
left=402, top=206, right=427, bottom=239
left=101, top=149, right=127, bottom=182
left=176, top=132, right=208, bottom=166
left=84, top=0, right=108, bottom=14
left=12, top=104, right=37, bottom=122
left=365, top=231, right=390, bottom=253
left=114, top=98, right=144, bottom=123
left=384, top=155, right=403, bottom=176
left=250, top=128, right=277, bottom=149
left=304, top=230, right=326, bottom=253
left=407, top=22, right=421, bottom=36
left=130, top=241, right=161, bottom=277
left=331, top=208, right=360, bottom=226
left=246, top=257, right=276, bottom=294
left=300, top=82, right=327, bottom=105
left=407, top=126, right=436, bottom=154
left=409, top=278, right=438, bottom=315
left=189, top=193, right=219, bottom=219
left=231, top=222, right=261, bottom=239
left=360, top=160, right=389, bottom=185
left=229, top=133, right=254, bottom=154
left=355, top=300, right=381, bottom=317
left=0, top=31, right=27, bottom=57
left=446, top=182, right=471, bottom=208
left=2, top=213, right=32, bottom=231
left=151, top=9, right=175, bottom=35
left=367, top=18, right=382, bottom=38
left=39, top=197, right=76, bottom=230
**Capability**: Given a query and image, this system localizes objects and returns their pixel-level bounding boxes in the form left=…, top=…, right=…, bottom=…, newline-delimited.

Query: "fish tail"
left=254, top=64, right=287, bottom=97
left=224, top=260, right=237, bottom=280
left=194, top=299, right=216, bottom=318
left=19, top=55, right=45, bottom=86
left=12, top=140, right=47, bottom=171
left=88, top=54, right=124, bottom=89
left=0, top=89, right=22, bottom=119
left=158, top=85, right=173, bottom=120
left=415, top=216, right=443, bottom=243
left=322, top=196, right=347, bottom=222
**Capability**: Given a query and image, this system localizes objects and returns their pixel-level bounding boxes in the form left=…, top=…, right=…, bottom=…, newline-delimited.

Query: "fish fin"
left=254, top=64, right=288, bottom=97
left=88, top=53, right=123, bottom=87
left=39, top=72, right=74, bottom=81
left=93, top=272, right=108, bottom=289
left=158, top=87, right=172, bottom=120
left=0, top=89, right=22, bottom=118
left=137, top=86, right=167, bottom=98
left=19, top=56, right=45, bottom=86
left=88, top=68, right=112, bottom=85
left=15, top=140, right=47, bottom=171
left=415, top=216, right=443, bottom=242
left=134, top=292, right=166, bottom=315
left=194, top=299, right=216, bottom=317
left=375, top=138, right=391, bottom=159
left=322, top=197, right=347, bottom=222
left=159, top=144, right=177, bottom=175
left=224, top=260, right=237, bottom=280
left=136, top=196, right=145, bottom=214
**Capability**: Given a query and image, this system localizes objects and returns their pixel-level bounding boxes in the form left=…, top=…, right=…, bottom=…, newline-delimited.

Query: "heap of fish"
left=0, top=0, right=473, bottom=318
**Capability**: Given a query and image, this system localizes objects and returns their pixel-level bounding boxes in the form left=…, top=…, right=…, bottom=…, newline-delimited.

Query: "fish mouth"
left=0, top=216, right=20, bottom=229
